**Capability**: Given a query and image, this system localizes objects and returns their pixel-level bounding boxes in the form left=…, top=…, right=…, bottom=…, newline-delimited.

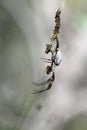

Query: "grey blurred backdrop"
left=0, top=0, right=87, bottom=130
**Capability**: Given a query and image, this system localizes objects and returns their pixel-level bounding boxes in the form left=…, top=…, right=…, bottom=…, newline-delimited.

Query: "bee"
left=33, top=9, right=62, bottom=94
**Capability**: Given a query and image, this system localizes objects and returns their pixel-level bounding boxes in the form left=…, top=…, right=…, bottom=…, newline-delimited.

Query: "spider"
left=42, top=38, right=62, bottom=72
left=32, top=9, right=62, bottom=94
left=33, top=39, right=62, bottom=94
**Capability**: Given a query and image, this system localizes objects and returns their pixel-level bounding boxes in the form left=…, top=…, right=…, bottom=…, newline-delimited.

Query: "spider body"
left=54, top=49, right=62, bottom=66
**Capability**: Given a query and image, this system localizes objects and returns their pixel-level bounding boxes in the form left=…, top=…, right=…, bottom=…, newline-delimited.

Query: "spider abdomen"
left=54, top=49, right=62, bottom=66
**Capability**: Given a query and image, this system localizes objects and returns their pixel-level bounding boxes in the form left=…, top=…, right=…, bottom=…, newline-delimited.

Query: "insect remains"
left=33, top=9, right=62, bottom=94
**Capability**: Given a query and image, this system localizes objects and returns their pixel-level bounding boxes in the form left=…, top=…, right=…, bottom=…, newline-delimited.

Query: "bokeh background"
left=0, top=0, right=87, bottom=130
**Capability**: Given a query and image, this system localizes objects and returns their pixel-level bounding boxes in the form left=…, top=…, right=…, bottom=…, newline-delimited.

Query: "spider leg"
left=41, top=58, right=52, bottom=63
left=33, top=72, right=55, bottom=86
left=42, top=61, right=51, bottom=63
left=33, top=72, right=55, bottom=94
left=33, top=78, right=51, bottom=86
left=41, top=58, right=51, bottom=61
left=56, top=37, right=59, bottom=48
left=32, top=83, right=52, bottom=94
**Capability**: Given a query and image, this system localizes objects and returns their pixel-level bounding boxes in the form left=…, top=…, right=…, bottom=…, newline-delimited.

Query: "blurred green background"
left=0, top=0, right=87, bottom=130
